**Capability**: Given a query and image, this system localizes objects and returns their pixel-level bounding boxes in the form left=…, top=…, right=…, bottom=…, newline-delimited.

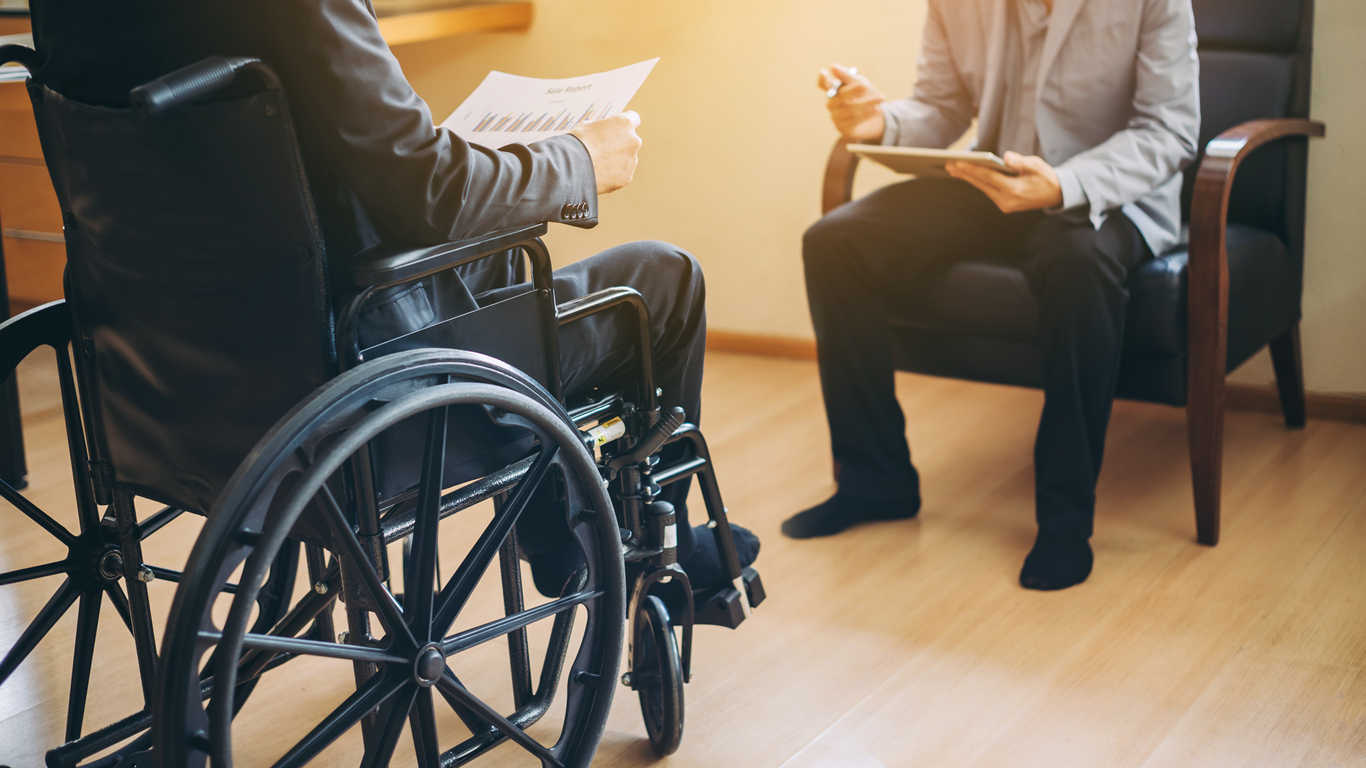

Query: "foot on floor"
left=781, top=491, right=920, bottom=539
left=1019, top=535, right=1093, bottom=591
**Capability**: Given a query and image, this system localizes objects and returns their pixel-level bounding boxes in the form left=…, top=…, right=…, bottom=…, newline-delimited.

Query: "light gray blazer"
left=881, top=0, right=1202, bottom=256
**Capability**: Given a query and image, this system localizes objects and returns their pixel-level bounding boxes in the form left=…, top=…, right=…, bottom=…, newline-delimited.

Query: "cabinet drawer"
left=2, top=235, right=65, bottom=312
left=0, top=160, right=60, bottom=233
left=0, top=81, right=41, bottom=161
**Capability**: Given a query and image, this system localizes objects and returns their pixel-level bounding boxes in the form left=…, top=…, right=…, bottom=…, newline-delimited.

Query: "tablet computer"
left=847, top=144, right=1019, bottom=178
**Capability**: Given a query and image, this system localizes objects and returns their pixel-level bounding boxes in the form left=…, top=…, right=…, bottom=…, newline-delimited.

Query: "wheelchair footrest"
left=692, top=567, right=765, bottom=629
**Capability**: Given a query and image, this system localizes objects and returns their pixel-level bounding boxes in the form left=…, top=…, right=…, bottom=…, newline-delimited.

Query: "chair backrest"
left=1183, top=0, right=1315, bottom=252
left=28, top=61, right=335, bottom=514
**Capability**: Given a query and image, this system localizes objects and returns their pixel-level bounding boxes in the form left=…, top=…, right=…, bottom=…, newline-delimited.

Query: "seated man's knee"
left=1028, top=245, right=1125, bottom=302
left=802, top=212, right=861, bottom=277
left=636, top=240, right=704, bottom=296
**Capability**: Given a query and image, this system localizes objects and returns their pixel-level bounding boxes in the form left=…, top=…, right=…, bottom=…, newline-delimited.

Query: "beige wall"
left=394, top=0, right=1366, bottom=395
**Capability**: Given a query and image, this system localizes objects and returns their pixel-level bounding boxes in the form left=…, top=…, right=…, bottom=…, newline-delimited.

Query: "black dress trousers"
left=364, top=241, right=709, bottom=562
left=803, top=178, right=1151, bottom=541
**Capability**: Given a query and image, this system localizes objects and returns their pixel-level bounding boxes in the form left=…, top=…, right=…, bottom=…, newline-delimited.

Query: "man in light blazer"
left=785, top=0, right=1200, bottom=590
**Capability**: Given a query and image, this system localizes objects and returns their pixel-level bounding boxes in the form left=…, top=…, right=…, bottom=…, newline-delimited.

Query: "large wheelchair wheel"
left=154, top=349, right=626, bottom=768
left=632, top=595, right=684, bottom=756
left=0, top=303, right=297, bottom=766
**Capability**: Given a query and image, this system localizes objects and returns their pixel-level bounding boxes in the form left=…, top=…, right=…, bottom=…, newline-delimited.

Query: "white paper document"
left=441, top=58, right=658, bottom=148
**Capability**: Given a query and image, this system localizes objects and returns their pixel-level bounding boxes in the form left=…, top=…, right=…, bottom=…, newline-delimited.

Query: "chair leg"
left=1269, top=323, right=1307, bottom=429
left=1187, top=367, right=1225, bottom=546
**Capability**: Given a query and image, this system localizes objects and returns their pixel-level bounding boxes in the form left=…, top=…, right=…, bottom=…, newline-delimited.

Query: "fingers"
left=818, top=68, right=837, bottom=91
left=619, top=110, right=641, bottom=129
left=947, top=162, right=1019, bottom=212
left=830, top=62, right=861, bottom=84
left=1002, top=151, right=1053, bottom=177
left=947, top=161, right=1010, bottom=191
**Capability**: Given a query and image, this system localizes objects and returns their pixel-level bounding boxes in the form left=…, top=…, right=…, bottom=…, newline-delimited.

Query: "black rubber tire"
left=635, top=594, right=684, bottom=755
left=153, top=349, right=626, bottom=768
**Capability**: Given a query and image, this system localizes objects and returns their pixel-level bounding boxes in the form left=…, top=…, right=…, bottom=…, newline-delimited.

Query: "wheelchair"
left=0, top=48, right=763, bottom=767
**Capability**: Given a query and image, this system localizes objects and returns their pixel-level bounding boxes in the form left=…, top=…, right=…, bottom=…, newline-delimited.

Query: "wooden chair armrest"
left=1187, top=118, right=1325, bottom=351
left=1185, top=118, right=1325, bottom=459
left=1188, top=118, right=1326, bottom=267
left=822, top=138, right=862, bottom=215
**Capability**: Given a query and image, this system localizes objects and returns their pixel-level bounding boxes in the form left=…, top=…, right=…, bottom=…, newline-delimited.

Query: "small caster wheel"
left=634, top=594, right=684, bottom=755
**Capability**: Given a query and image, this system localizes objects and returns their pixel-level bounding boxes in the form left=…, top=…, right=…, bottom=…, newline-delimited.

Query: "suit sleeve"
left=264, top=0, right=598, bottom=243
left=880, top=0, right=976, bottom=149
left=1052, top=0, right=1201, bottom=228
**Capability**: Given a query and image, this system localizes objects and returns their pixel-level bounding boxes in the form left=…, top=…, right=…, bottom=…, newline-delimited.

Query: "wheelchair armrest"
left=350, top=223, right=550, bottom=289
left=557, top=287, right=658, bottom=412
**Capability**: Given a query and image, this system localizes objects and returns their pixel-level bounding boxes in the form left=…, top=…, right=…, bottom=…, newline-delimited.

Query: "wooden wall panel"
left=2, top=236, right=64, bottom=312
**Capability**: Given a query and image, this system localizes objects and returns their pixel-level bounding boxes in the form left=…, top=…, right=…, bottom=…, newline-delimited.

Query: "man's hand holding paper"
left=570, top=111, right=643, bottom=194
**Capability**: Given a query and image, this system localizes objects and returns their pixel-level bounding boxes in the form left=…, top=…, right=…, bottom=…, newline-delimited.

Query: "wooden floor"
left=2, top=350, right=1364, bottom=766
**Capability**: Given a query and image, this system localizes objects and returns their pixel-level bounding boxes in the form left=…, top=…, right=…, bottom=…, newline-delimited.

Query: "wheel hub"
left=97, top=547, right=125, bottom=582
left=414, top=643, right=445, bottom=687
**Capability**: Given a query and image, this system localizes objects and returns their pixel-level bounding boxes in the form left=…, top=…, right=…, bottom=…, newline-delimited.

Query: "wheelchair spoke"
left=406, top=405, right=448, bottom=636
left=200, top=630, right=407, bottom=666
left=361, top=684, right=418, bottom=768
left=317, top=486, right=416, bottom=649
left=271, top=671, right=406, bottom=768
left=0, top=578, right=79, bottom=684
left=409, top=687, right=442, bottom=768
left=65, top=590, right=100, bottom=742
left=0, top=559, right=70, bottom=586
left=435, top=669, right=492, bottom=738
left=433, top=443, right=559, bottom=636
left=436, top=669, right=564, bottom=768
left=0, top=479, right=75, bottom=545
left=441, top=589, right=602, bottom=656
left=104, top=582, right=134, bottom=632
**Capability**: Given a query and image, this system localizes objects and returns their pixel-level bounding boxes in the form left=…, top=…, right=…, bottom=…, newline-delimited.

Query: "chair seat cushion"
left=888, top=223, right=1296, bottom=362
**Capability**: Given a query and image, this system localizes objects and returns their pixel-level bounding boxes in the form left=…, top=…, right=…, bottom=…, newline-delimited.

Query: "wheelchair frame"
left=0, top=48, right=763, bottom=767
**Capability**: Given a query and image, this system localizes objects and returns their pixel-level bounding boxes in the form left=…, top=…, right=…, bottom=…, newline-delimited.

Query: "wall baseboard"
left=706, top=330, right=1366, bottom=424
left=708, top=330, right=816, bottom=360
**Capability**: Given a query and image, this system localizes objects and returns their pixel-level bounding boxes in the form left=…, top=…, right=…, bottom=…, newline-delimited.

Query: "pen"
left=826, top=66, right=858, bottom=99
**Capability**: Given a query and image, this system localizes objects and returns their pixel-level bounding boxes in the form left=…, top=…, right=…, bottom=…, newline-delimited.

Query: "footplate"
left=692, top=567, right=765, bottom=629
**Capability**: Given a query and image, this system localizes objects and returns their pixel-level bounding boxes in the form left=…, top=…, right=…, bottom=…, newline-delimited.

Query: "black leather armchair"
left=821, top=0, right=1324, bottom=546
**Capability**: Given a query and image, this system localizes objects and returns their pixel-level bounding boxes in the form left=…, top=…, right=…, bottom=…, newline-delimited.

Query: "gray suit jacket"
left=31, top=0, right=598, bottom=342
left=881, top=0, right=1201, bottom=256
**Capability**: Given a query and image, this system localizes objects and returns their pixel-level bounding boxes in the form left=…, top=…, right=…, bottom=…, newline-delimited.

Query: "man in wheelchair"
left=29, top=0, right=759, bottom=595
left=0, top=0, right=761, bottom=764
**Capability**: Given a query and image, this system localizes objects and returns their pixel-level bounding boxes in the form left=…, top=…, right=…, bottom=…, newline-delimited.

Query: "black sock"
left=781, top=491, right=920, bottom=539
left=1019, top=535, right=1093, bottom=591
left=680, top=523, right=760, bottom=591
left=528, top=523, right=761, bottom=598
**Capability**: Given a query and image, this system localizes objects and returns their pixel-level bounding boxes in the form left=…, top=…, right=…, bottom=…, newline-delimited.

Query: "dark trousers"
left=803, top=179, right=1151, bottom=541
left=471, top=241, right=708, bottom=561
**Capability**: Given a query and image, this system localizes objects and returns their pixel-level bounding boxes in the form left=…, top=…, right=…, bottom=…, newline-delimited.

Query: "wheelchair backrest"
left=28, top=62, right=335, bottom=514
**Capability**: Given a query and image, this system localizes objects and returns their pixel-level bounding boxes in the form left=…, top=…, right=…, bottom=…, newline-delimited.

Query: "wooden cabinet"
left=0, top=18, right=62, bottom=314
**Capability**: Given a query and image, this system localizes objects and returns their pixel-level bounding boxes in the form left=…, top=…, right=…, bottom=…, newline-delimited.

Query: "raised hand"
left=819, top=63, right=886, bottom=142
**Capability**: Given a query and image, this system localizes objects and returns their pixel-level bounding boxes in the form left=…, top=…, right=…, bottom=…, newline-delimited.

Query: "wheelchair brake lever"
left=606, top=407, right=685, bottom=472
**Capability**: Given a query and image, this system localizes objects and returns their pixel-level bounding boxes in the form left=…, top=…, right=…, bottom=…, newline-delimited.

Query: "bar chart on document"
left=442, top=59, right=659, bottom=148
